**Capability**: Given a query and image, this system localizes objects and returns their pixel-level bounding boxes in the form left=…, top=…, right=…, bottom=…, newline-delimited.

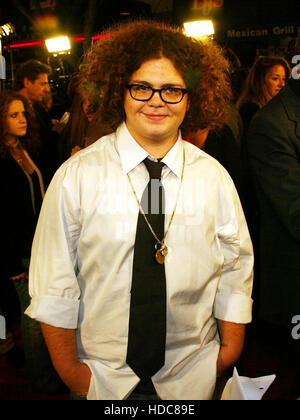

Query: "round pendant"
left=155, top=244, right=168, bottom=264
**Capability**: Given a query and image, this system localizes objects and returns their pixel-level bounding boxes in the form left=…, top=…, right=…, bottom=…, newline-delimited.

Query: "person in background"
left=237, top=56, right=291, bottom=136
left=14, top=59, right=60, bottom=187
left=58, top=74, right=89, bottom=161
left=186, top=49, right=244, bottom=202
left=0, top=90, right=67, bottom=395
left=68, top=95, right=98, bottom=157
left=246, top=68, right=300, bottom=400
left=0, top=91, right=34, bottom=369
left=0, top=91, right=41, bottom=369
left=186, top=124, right=243, bottom=196
left=237, top=56, right=291, bottom=275
left=223, top=48, right=245, bottom=151
left=25, top=20, right=253, bottom=400
left=59, top=76, right=112, bottom=161
left=0, top=91, right=44, bottom=281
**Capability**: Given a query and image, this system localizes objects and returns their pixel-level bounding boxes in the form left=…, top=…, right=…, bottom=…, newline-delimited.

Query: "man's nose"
left=148, top=90, right=164, bottom=106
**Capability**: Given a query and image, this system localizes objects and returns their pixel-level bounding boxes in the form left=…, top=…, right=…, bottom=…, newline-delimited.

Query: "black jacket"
left=0, top=153, right=42, bottom=279
left=247, top=78, right=300, bottom=327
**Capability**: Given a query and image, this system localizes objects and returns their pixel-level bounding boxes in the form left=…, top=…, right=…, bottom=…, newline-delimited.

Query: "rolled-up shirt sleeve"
left=213, top=169, right=254, bottom=324
left=25, top=162, right=82, bottom=329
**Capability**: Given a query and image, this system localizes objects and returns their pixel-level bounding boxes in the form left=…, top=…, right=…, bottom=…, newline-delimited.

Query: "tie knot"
left=144, top=158, right=164, bottom=180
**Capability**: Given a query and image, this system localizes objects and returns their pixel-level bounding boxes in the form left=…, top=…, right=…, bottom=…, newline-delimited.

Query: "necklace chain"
left=127, top=148, right=185, bottom=248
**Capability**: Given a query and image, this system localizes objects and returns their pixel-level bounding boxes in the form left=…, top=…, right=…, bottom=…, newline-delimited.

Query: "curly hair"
left=0, top=90, right=39, bottom=157
left=79, top=20, right=232, bottom=135
left=237, top=55, right=291, bottom=109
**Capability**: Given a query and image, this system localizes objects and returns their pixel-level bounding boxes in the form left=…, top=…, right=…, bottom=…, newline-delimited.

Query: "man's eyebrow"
left=130, top=80, right=185, bottom=87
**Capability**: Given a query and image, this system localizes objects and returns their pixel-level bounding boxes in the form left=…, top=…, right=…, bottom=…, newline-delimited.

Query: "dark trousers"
left=13, top=278, right=68, bottom=395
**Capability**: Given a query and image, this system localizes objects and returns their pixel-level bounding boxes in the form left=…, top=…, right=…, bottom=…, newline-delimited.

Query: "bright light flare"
left=45, top=36, right=71, bottom=53
left=0, top=23, right=15, bottom=38
left=184, top=20, right=215, bottom=38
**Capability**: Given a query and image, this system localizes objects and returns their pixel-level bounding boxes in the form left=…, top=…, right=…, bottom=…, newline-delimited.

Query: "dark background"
left=1, top=1, right=298, bottom=34
left=0, top=0, right=298, bottom=114
left=1, top=1, right=298, bottom=66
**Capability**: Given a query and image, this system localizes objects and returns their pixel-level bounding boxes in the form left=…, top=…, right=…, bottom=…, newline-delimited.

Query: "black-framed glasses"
left=127, top=84, right=189, bottom=104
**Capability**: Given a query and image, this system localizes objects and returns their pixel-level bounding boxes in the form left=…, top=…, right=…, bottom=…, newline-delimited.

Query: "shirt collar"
left=161, top=136, right=184, bottom=179
left=116, top=122, right=184, bottom=178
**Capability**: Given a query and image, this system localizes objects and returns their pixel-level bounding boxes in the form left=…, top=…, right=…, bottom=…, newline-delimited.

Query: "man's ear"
left=23, top=77, right=31, bottom=88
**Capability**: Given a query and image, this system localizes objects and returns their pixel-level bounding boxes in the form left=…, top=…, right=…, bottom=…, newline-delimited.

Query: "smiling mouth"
left=143, top=113, right=167, bottom=121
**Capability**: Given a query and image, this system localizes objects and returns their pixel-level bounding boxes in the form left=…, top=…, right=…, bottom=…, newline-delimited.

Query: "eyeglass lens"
left=129, top=85, right=186, bottom=103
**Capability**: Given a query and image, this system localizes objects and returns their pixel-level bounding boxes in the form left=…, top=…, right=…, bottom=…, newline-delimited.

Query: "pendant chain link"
left=127, top=148, right=185, bottom=251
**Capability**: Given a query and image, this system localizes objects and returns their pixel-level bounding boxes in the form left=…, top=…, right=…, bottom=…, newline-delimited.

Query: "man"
left=15, top=59, right=51, bottom=105
left=247, top=72, right=300, bottom=399
left=25, top=21, right=253, bottom=400
left=14, top=59, right=59, bottom=186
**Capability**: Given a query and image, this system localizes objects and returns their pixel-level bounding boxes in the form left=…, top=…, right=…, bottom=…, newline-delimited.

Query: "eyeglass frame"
left=127, top=84, right=189, bottom=104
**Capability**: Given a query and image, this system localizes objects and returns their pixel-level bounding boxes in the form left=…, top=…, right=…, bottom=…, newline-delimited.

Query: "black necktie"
left=126, top=158, right=167, bottom=381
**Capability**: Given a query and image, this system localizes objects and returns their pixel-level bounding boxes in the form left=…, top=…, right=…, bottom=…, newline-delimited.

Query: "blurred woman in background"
left=0, top=91, right=44, bottom=284
left=238, top=56, right=291, bottom=135
left=0, top=90, right=66, bottom=394
left=0, top=91, right=42, bottom=367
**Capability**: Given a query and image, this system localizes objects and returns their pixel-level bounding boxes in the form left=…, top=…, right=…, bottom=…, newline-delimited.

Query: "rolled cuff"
left=25, top=295, right=80, bottom=329
left=214, top=291, right=253, bottom=324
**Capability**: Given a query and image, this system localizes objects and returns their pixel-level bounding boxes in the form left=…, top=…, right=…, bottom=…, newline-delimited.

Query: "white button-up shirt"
left=26, top=122, right=253, bottom=400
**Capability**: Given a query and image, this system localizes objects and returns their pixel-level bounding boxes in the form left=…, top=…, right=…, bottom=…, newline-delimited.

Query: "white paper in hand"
left=221, top=367, right=276, bottom=400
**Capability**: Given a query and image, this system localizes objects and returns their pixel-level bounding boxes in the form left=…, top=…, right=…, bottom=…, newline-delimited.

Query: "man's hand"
left=216, top=320, right=246, bottom=377
left=215, top=320, right=246, bottom=399
left=65, top=360, right=92, bottom=397
left=40, top=323, right=92, bottom=396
